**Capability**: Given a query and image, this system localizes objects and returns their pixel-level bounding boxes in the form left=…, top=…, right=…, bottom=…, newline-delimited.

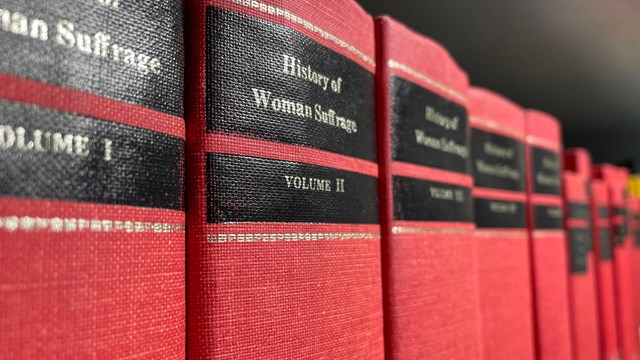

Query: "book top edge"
left=525, top=109, right=562, bottom=145
left=376, top=16, right=468, bottom=101
left=468, top=86, right=525, bottom=134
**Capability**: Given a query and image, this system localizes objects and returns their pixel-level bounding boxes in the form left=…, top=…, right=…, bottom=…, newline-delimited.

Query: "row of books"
left=0, top=0, right=638, bottom=359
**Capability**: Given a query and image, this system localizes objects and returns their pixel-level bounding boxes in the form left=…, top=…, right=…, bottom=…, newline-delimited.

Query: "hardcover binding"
left=629, top=197, right=640, bottom=348
left=0, top=1, right=185, bottom=358
left=376, top=17, right=480, bottom=360
left=470, top=88, right=535, bottom=360
left=594, top=165, right=638, bottom=360
left=564, top=148, right=600, bottom=360
left=186, top=0, right=383, bottom=358
left=591, top=179, right=621, bottom=360
left=525, top=110, right=573, bottom=360
left=627, top=175, right=640, bottom=347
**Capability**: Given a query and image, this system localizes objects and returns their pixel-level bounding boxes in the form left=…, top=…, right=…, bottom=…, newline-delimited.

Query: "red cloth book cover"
left=0, top=0, right=186, bottom=358
left=628, top=198, right=640, bottom=347
left=591, top=179, right=621, bottom=360
left=630, top=175, right=640, bottom=341
left=594, top=165, right=638, bottom=360
left=633, top=197, right=640, bottom=341
left=185, top=0, right=383, bottom=358
left=376, top=17, right=480, bottom=360
left=563, top=148, right=601, bottom=360
left=525, top=110, right=573, bottom=360
left=470, top=88, right=535, bottom=360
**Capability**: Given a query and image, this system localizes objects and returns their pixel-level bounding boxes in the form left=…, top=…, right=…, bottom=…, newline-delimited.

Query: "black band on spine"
left=0, top=0, right=184, bottom=116
left=0, top=100, right=184, bottom=210
left=392, top=176, right=472, bottom=222
left=206, top=153, right=379, bottom=224
left=205, top=7, right=376, bottom=162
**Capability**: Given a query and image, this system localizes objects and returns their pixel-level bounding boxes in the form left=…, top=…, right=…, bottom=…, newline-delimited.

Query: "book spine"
left=470, top=88, right=535, bottom=360
left=563, top=149, right=600, bottom=360
left=595, top=165, right=639, bottom=360
left=591, top=180, right=621, bottom=360
left=629, top=199, right=640, bottom=349
left=0, top=0, right=185, bottom=358
left=186, top=0, right=383, bottom=358
left=525, top=111, right=572, bottom=360
left=376, top=17, right=479, bottom=360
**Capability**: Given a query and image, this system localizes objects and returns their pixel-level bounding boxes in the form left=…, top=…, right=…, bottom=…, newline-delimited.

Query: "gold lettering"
left=0, top=125, right=16, bottom=149
left=0, top=124, right=96, bottom=158
left=284, top=175, right=332, bottom=192
left=484, top=141, right=514, bottom=159
left=425, top=106, right=459, bottom=130
left=103, top=138, right=113, bottom=161
left=336, top=178, right=345, bottom=193
left=52, top=133, right=74, bottom=154
left=489, top=201, right=518, bottom=214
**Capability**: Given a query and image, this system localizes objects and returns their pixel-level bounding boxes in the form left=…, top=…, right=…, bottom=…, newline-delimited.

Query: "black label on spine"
left=600, top=227, right=612, bottom=260
left=392, top=177, right=472, bottom=222
left=568, top=202, right=592, bottom=249
left=206, top=153, right=378, bottom=224
left=568, top=203, right=590, bottom=219
left=390, top=76, right=469, bottom=174
left=205, top=7, right=376, bottom=161
left=533, top=205, right=563, bottom=229
left=0, top=100, right=184, bottom=210
left=599, top=207, right=609, bottom=219
left=531, top=147, right=561, bottom=195
left=471, top=128, right=525, bottom=191
left=474, top=198, right=526, bottom=229
left=613, top=207, right=628, bottom=245
left=569, top=228, right=591, bottom=273
left=0, top=0, right=183, bottom=116
left=615, top=207, right=628, bottom=217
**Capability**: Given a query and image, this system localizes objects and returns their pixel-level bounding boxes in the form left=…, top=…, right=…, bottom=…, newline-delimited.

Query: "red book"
left=629, top=176, right=640, bottom=339
left=524, top=111, right=573, bottom=360
left=376, top=17, right=480, bottom=359
left=185, top=1, right=383, bottom=358
left=629, top=198, right=640, bottom=348
left=0, top=1, right=185, bottom=358
left=594, top=165, right=639, bottom=360
left=591, top=179, right=621, bottom=360
left=470, top=88, right=535, bottom=360
left=627, top=176, right=640, bottom=337
left=564, top=148, right=601, bottom=360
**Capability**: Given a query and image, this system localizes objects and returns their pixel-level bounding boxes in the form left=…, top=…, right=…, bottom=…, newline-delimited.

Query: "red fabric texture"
left=564, top=149, right=601, bottom=360
left=591, top=180, right=622, bottom=360
left=594, top=165, right=639, bottom=360
left=0, top=73, right=184, bottom=139
left=0, top=199, right=185, bottom=358
left=470, top=88, right=536, bottom=360
left=186, top=1, right=384, bottom=358
left=630, top=199, right=640, bottom=350
left=525, top=111, right=573, bottom=360
left=376, top=17, right=481, bottom=360
left=0, top=77, right=185, bottom=358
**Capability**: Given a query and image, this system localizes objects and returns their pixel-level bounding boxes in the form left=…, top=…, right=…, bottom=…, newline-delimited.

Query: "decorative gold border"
left=525, top=135, right=561, bottom=152
left=207, top=232, right=380, bottom=243
left=474, top=229, right=528, bottom=237
left=387, top=60, right=466, bottom=103
left=391, top=226, right=473, bottom=235
left=469, top=115, right=525, bottom=139
left=0, top=216, right=185, bottom=233
left=531, top=229, right=564, bottom=237
left=225, top=0, right=375, bottom=67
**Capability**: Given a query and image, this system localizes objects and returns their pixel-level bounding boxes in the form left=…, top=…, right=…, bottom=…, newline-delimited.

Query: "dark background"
left=357, top=0, right=640, bottom=171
